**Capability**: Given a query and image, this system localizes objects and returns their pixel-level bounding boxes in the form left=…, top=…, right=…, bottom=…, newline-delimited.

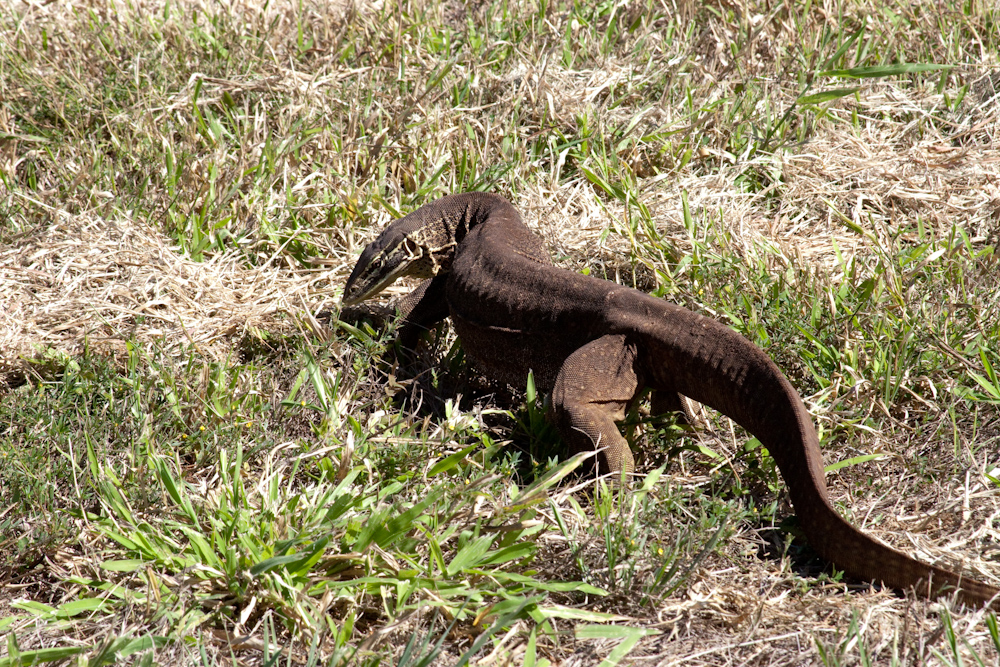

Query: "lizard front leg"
left=551, top=334, right=645, bottom=478
left=395, top=274, right=451, bottom=352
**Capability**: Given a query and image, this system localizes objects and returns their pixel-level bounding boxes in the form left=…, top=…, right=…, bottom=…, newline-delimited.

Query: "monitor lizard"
left=342, top=191, right=999, bottom=609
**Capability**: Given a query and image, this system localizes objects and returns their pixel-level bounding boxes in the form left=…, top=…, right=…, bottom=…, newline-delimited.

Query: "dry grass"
left=2, top=0, right=1000, bottom=664
left=0, top=210, right=313, bottom=380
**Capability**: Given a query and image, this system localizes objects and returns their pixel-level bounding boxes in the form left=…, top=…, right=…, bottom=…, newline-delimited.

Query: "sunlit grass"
left=1, top=0, right=998, bottom=664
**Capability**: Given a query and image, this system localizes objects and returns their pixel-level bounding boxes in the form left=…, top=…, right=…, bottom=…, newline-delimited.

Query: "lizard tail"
left=797, top=493, right=1000, bottom=609
left=621, top=294, right=999, bottom=609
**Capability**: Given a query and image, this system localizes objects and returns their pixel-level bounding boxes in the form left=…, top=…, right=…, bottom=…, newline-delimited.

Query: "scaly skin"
left=343, top=192, right=999, bottom=608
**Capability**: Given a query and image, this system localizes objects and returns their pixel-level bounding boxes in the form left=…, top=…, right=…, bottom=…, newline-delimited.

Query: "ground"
left=1, top=0, right=999, bottom=664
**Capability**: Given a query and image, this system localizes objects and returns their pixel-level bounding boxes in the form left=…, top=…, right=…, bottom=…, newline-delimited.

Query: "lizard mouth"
left=341, top=266, right=407, bottom=306
left=342, top=234, right=431, bottom=306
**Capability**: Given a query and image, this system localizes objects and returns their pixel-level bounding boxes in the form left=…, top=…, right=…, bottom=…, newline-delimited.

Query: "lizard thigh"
left=551, top=334, right=644, bottom=477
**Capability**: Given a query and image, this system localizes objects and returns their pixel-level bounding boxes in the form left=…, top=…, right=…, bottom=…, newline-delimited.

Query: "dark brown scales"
left=343, top=192, right=1000, bottom=609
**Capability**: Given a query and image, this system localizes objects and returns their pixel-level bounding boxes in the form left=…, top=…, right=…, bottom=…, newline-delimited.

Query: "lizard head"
left=343, top=196, right=473, bottom=305
left=341, top=226, right=445, bottom=306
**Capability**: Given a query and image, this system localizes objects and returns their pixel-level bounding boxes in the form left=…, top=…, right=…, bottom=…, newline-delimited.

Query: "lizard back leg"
left=650, top=391, right=708, bottom=429
left=551, top=334, right=644, bottom=477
